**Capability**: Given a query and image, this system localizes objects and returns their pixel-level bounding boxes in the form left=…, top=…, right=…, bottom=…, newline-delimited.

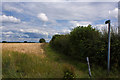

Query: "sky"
left=0, top=1, right=118, bottom=42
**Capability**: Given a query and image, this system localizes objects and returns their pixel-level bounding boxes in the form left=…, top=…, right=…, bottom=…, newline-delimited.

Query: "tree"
left=69, top=25, right=102, bottom=61
left=24, top=41, right=27, bottom=43
left=39, top=38, right=46, bottom=43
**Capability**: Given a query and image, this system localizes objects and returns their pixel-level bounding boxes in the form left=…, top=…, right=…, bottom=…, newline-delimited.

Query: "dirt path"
left=2, top=43, right=45, bottom=57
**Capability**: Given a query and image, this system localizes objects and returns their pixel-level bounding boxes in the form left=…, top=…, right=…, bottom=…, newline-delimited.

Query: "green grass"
left=2, top=43, right=120, bottom=78
left=43, top=44, right=120, bottom=78
left=43, top=43, right=89, bottom=78
left=2, top=43, right=88, bottom=78
left=91, top=64, right=120, bottom=78
left=3, top=49, right=63, bottom=78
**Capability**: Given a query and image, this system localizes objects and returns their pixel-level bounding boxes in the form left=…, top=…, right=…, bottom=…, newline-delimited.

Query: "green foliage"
left=69, top=25, right=102, bottom=62
left=63, top=64, right=75, bottom=79
left=50, top=34, right=70, bottom=55
left=2, top=50, right=64, bottom=78
left=102, top=31, right=120, bottom=70
left=50, top=25, right=120, bottom=70
left=24, top=41, right=27, bottom=43
left=39, top=38, right=46, bottom=43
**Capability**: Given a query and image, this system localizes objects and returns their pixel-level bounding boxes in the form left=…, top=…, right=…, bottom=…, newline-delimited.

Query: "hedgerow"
left=50, top=25, right=120, bottom=70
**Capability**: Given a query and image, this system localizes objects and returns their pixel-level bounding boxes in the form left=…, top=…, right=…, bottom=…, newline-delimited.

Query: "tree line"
left=1, top=38, right=46, bottom=43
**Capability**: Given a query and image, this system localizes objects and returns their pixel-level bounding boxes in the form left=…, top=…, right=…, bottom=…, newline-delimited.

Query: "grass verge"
left=44, top=44, right=120, bottom=78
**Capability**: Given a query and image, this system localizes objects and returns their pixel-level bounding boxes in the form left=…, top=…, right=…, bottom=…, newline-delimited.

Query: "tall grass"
left=2, top=43, right=88, bottom=78
left=3, top=49, right=63, bottom=78
left=43, top=43, right=89, bottom=78
left=3, top=43, right=119, bottom=78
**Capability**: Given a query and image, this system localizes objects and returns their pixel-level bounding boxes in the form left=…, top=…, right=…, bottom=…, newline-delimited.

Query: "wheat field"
left=2, top=43, right=45, bottom=58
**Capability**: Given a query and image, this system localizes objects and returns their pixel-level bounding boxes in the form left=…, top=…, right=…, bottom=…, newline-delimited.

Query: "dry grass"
left=2, top=43, right=45, bottom=58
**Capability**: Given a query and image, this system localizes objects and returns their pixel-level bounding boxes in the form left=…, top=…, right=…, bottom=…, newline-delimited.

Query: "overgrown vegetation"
left=50, top=25, right=120, bottom=71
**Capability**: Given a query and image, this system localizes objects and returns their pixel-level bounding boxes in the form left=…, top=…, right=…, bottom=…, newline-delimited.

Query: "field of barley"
left=2, top=43, right=45, bottom=58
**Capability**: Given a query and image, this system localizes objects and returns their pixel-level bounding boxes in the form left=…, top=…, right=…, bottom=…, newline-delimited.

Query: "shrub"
left=63, top=64, right=75, bottom=79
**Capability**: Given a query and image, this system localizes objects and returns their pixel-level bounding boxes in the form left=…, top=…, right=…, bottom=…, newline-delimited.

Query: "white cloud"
left=20, top=28, right=40, bottom=33
left=2, top=31, right=14, bottom=35
left=3, top=4, right=23, bottom=13
left=0, top=26, right=3, bottom=29
left=70, top=21, right=92, bottom=28
left=37, top=13, right=48, bottom=22
left=94, top=24, right=107, bottom=32
left=1, top=2, right=118, bottom=42
left=109, top=8, right=118, bottom=18
left=2, top=0, right=119, bottom=2
left=93, top=22, right=118, bottom=33
left=0, top=26, right=2, bottom=31
left=0, top=15, right=21, bottom=23
left=30, top=2, right=116, bottom=21
left=19, top=28, right=49, bottom=36
left=61, top=29, right=71, bottom=33
left=3, top=2, right=117, bottom=21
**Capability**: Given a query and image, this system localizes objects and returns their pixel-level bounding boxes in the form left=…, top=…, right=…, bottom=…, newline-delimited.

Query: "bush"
left=63, top=64, right=75, bottom=79
left=39, top=38, right=46, bottom=43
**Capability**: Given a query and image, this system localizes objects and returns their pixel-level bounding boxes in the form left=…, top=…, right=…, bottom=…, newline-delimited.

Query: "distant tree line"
left=1, top=41, right=36, bottom=43
left=50, top=25, right=120, bottom=70
left=1, top=38, right=46, bottom=43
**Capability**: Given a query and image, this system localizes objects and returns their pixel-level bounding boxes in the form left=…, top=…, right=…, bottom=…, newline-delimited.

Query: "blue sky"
left=0, top=2, right=118, bottom=42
